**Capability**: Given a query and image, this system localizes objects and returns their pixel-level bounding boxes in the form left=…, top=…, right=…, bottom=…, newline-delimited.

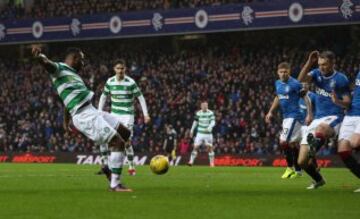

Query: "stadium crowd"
left=0, top=30, right=359, bottom=155
left=1, top=0, right=261, bottom=20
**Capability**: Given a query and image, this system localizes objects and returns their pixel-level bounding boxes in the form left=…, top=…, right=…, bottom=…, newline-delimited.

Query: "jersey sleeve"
left=132, top=82, right=142, bottom=97
left=50, top=62, right=61, bottom=75
left=103, top=82, right=110, bottom=96
left=210, top=112, right=215, bottom=121
left=194, top=112, right=199, bottom=121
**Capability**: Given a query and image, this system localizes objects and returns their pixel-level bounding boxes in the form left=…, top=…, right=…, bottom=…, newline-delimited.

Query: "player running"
left=98, top=59, right=150, bottom=176
left=188, top=101, right=216, bottom=167
left=266, top=62, right=312, bottom=179
left=338, top=70, right=360, bottom=192
left=298, top=50, right=351, bottom=189
left=32, top=46, right=133, bottom=192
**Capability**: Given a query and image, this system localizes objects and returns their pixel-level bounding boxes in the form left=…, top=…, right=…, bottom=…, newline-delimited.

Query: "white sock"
left=125, top=146, right=135, bottom=170
left=109, top=152, right=125, bottom=188
left=99, top=144, right=109, bottom=166
left=189, top=150, right=198, bottom=164
left=209, top=151, right=215, bottom=166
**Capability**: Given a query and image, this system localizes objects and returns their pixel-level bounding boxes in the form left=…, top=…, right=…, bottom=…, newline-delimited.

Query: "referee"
left=163, top=124, right=177, bottom=162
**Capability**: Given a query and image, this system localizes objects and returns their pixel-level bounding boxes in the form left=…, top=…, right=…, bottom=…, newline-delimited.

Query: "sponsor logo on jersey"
left=278, top=94, right=289, bottom=99
left=316, top=88, right=331, bottom=97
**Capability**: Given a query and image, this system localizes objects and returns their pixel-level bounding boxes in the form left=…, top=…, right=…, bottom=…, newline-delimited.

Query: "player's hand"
left=305, top=114, right=313, bottom=126
left=265, top=112, right=273, bottom=124
left=307, top=50, right=319, bottom=65
left=331, top=90, right=339, bottom=104
left=31, top=45, right=42, bottom=57
left=144, top=116, right=151, bottom=124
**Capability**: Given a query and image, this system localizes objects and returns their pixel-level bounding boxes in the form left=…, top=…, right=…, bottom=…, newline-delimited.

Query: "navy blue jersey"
left=310, top=69, right=350, bottom=119
left=299, top=91, right=316, bottom=124
left=275, top=77, right=302, bottom=120
left=347, top=71, right=360, bottom=116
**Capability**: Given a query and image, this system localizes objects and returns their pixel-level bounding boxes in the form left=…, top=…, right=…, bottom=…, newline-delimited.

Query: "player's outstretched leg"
left=125, top=145, right=136, bottom=176
left=338, top=138, right=360, bottom=192
left=298, top=144, right=325, bottom=189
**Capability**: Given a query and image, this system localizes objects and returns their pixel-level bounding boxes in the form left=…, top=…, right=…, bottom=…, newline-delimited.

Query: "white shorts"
left=279, top=118, right=302, bottom=143
left=194, top=133, right=213, bottom=147
left=111, top=114, right=134, bottom=131
left=300, top=115, right=342, bottom=145
left=72, top=104, right=122, bottom=145
left=338, top=116, right=360, bottom=141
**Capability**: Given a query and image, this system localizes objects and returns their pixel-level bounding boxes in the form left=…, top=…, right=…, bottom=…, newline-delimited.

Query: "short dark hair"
left=277, top=62, right=291, bottom=70
left=319, top=50, right=336, bottom=62
left=65, top=47, right=82, bottom=57
left=113, top=59, right=126, bottom=67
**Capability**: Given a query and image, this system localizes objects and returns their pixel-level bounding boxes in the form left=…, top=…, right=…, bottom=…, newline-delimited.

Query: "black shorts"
left=164, top=145, right=174, bottom=154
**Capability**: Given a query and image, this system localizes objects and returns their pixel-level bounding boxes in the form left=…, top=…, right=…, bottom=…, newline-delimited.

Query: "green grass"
left=0, top=164, right=359, bottom=219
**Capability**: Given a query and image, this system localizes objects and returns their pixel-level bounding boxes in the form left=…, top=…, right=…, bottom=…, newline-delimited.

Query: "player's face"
left=277, top=68, right=290, bottom=81
left=201, top=102, right=208, bottom=111
left=114, top=64, right=126, bottom=77
left=73, top=52, right=85, bottom=71
left=318, top=58, right=334, bottom=76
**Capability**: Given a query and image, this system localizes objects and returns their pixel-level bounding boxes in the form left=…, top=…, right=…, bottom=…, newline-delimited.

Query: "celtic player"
left=98, top=59, right=150, bottom=176
left=32, top=46, right=132, bottom=192
left=188, top=101, right=216, bottom=167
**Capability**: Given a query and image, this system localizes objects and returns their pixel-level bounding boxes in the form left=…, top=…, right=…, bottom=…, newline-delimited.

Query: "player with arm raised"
left=297, top=51, right=351, bottom=189
left=188, top=101, right=216, bottom=167
left=32, top=46, right=132, bottom=192
left=265, top=62, right=312, bottom=179
left=98, top=59, right=150, bottom=176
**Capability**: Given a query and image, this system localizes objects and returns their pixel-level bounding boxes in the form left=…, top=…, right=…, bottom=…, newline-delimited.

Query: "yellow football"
left=150, top=155, right=169, bottom=175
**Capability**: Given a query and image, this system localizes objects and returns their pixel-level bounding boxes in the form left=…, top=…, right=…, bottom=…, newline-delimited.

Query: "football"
left=150, top=155, right=170, bottom=175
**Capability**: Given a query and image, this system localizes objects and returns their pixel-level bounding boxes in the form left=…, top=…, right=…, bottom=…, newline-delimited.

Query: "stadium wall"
left=0, top=0, right=359, bottom=44
left=0, top=152, right=353, bottom=168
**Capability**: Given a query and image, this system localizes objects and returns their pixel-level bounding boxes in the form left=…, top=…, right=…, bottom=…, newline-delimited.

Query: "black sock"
left=304, top=163, right=323, bottom=182
left=339, top=151, right=360, bottom=178
left=292, top=147, right=301, bottom=172
left=284, top=148, right=293, bottom=168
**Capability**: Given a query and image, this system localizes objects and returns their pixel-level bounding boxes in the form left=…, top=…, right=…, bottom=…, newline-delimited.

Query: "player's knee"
left=337, top=140, right=351, bottom=152
left=350, top=134, right=360, bottom=148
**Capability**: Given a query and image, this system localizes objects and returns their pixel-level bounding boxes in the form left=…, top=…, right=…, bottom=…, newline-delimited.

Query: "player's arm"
left=265, top=96, right=279, bottom=124
left=63, top=108, right=71, bottom=134
left=163, top=139, right=167, bottom=151
left=134, top=84, right=150, bottom=124
left=208, top=114, right=216, bottom=132
left=303, top=94, right=313, bottom=125
left=297, top=50, right=319, bottom=83
left=190, top=116, right=198, bottom=138
left=98, top=84, right=109, bottom=111
left=31, top=45, right=58, bottom=73
left=331, top=92, right=351, bottom=109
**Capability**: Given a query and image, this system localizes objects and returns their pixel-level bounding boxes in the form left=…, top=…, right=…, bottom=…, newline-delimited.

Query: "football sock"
left=339, top=151, right=360, bottom=178
left=125, top=146, right=135, bottom=170
left=292, top=147, right=301, bottom=172
left=284, top=148, right=293, bottom=168
left=189, top=150, right=198, bottom=164
left=208, top=151, right=215, bottom=166
left=99, top=144, right=109, bottom=166
left=109, top=152, right=125, bottom=188
left=304, top=163, right=323, bottom=182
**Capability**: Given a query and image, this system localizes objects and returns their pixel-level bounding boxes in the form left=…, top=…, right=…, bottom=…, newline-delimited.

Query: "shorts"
left=338, top=116, right=360, bottom=141
left=164, top=144, right=175, bottom=154
left=194, top=133, right=213, bottom=147
left=279, top=118, right=302, bottom=143
left=72, top=104, right=122, bottom=145
left=300, top=115, right=342, bottom=145
left=111, top=114, right=134, bottom=136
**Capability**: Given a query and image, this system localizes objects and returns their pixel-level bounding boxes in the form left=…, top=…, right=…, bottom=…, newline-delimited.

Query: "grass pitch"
left=0, top=164, right=359, bottom=219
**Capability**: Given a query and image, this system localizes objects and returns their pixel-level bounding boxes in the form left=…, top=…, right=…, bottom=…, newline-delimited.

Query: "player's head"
left=113, top=59, right=126, bottom=78
left=65, top=47, right=84, bottom=71
left=318, top=51, right=335, bottom=76
left=277, top=62, right=291, bottom=81
left=201, top=101, right=208, bottom=111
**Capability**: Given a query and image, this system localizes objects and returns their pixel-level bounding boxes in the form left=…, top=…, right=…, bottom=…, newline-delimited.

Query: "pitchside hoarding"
left=0, top=0, right=359, bottom=44
left=0, top=152, right=350, bottom=168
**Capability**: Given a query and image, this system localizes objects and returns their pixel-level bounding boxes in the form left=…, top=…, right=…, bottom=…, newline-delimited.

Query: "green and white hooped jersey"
left=195, top=110, right=215, bottom=134
left=50, top=62, right=94, bottom=116
left=103, top=75, right=142, bottom=115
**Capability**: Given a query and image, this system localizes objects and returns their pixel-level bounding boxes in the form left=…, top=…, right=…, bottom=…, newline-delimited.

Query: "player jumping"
left=266, top=62, right=312, bottom=179
left=188, top=101, right=216, bottom=167
left=98, top=59, right=150, bottom=176
left=298, top=50, right=351, bottom=189
left=32, top=46, right=133, bottom=192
